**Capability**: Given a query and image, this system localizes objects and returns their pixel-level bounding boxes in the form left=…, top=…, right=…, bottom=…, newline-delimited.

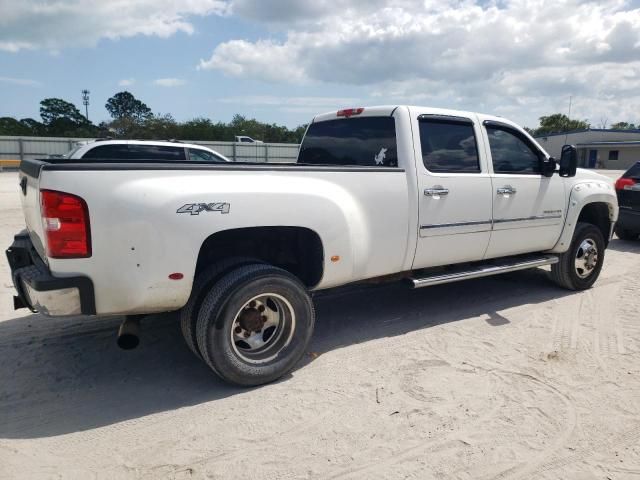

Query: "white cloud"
left=154, top=78, right=187, bottom=87
left=118, top=78, right=135, bottom=87
left=199, top=0, right=640, bottom=126
left=0, top=0, right=230, bottom=52
left=0, top=76, right=41, bottom=87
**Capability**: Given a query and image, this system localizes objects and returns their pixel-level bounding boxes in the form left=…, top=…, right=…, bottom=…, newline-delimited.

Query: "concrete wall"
left=0, top=136, right=300, bottom=163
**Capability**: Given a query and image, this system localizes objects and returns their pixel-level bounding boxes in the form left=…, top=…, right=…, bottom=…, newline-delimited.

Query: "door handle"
left=497, top=185, right=516, bottom=195
left=424, top=186, right=449, bottom=197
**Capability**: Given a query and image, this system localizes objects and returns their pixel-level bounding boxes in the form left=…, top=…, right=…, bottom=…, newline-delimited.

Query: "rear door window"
left=81, top=144, right=129, bottom=159
left=188, top=148, right=225, bottom=162
left=128, top=145, right=186, bottom=160
left=298, top=117, right=398, bottom=167
left=419, top=117, right=480, bottom=173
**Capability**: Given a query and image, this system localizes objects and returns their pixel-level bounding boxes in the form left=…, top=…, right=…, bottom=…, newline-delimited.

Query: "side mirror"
left=559, top=144, right=578, bottom=177
left=541, top=157, right=557, bottom=177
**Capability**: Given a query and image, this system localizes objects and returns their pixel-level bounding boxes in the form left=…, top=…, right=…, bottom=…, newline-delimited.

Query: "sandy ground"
left=0, top=170, right=639, bottom=480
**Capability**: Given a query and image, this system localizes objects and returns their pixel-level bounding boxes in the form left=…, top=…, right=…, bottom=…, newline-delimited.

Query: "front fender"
left=549, top=181, right=618, bottom=253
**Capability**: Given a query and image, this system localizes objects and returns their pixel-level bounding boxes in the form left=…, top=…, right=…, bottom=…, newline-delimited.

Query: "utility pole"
left=82, top=89, right=90, bottom=120
left=564, top=95, right=573, bottom=146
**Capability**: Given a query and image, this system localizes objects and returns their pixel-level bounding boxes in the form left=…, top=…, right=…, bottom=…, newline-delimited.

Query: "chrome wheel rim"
left=230, top=293, right=296, bottom=364
left=574, top=238, right=598, bottom=279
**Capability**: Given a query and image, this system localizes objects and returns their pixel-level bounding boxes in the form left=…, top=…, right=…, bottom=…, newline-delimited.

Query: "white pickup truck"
left=7, top=106, right=618, bottom=386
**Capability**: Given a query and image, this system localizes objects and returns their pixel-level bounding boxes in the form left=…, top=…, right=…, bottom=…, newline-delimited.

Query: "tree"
left=611, top=122, right=637, bottom=130
left=20, top=118, right=47, bottom=135
left=105, top=91, right=152, bottom=122
left=0, top=117, right=31, bottom=135
left=39, top=98, right=87, bottom=126
left=533, top=113, right=589, bottom=135
left=140, top=113, right=180, bottom=139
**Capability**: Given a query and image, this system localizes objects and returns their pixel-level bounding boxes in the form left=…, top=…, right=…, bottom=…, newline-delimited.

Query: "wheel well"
left=196, top=227, right=324, bottom=288
left=577, top=202, right=611, bottom=246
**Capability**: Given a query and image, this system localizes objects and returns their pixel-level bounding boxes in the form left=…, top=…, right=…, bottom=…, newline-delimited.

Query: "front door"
left=412, top=114, right=493, bottom=269
left=481, top=121, right=565, bottom=258
left=588, top=149, right=598, bottom=168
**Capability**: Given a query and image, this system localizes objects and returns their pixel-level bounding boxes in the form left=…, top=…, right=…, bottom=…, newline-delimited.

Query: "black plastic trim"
left=420, top=220, right=492, bottom=229
left=419, top=114, right=474, bottom=125
left=19, top=159, right=45, bottom=178
left=39, top=161, right=405, bottom=173
left=6, top=231, right=96, bottom=315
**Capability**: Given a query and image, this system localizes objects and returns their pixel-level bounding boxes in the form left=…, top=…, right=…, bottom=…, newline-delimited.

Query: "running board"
left=410, top=255, right=559, bottom=289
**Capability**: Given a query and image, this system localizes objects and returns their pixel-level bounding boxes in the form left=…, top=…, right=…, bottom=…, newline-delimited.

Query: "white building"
left=535, top=129, right=640, bottom=170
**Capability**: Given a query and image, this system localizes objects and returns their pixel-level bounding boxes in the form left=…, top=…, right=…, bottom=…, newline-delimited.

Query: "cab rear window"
left=298, top=117, right=398, bottom=167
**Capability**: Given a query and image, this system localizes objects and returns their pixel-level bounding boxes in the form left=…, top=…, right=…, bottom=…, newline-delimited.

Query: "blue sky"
left=2, top=0, right=640, bottom=129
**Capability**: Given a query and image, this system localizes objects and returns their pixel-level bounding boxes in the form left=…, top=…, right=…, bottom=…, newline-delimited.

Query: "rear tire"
left=196, top=264, right=315, bottom=386
left=615, top=226, right=639, bottom=241
left=180, top=258, right=260, bottom=358
left=550, top=222, right=605, bottom=290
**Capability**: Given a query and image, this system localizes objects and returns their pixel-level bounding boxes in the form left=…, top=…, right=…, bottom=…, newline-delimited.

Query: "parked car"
left=7, top=105, right=618, bottom=386
left=63, top=139, right=230, bottom=163
left=234, top=135, right=263, bottom=144
left=614, top=161, right=640, bottom=240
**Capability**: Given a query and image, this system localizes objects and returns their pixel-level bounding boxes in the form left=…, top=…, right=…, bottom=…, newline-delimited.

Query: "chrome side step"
left=410, top=255, right=559, bottom=289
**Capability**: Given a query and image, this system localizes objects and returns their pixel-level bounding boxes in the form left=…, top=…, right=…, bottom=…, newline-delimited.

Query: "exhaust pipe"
left=117, top=316, right=142, bottom=350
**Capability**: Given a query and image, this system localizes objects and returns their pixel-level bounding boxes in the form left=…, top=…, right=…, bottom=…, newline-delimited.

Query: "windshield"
left=298, top=117, right=398, bottom=167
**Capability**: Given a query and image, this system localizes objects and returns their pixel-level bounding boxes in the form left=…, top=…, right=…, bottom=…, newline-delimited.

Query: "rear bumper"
left=618, top=208, right=640, bottom=232
left=6, top=230, right=96, bottom=316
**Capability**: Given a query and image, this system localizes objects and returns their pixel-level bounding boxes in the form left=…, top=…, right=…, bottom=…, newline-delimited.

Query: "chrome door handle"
left=497, top=185, right=516, bottom=195
left=424, top=186, right=449, bottom=197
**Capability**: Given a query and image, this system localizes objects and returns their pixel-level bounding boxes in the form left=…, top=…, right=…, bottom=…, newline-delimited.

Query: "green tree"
left=533, top=113, right=589, bottom=136
left=179, top=117, right=228, bottom=140
left=39, top=98, right=87, bottom=126
left=140, top=113, right=180, bottom=139
left=610, top=121, right=637, bottom=130
left=105, top=91, right=152, bottom=122
left=0, top=117, right=31, bottom=135
left=20, top=118, right=47, bottom=135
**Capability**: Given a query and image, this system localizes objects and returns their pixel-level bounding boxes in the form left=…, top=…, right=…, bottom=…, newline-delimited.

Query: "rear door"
left=411, top=113, right=493, bottom=268
left=481, top=119, right=565, bottom=258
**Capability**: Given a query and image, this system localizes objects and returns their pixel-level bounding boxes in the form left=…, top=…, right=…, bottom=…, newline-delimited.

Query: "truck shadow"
left=0, top=268, right=574, bottom=439
left=607, top=237, right=640, bottom=254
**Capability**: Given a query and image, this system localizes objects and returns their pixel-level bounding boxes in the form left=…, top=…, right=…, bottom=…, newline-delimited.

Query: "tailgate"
left=18, top=160, right=48, bottom=260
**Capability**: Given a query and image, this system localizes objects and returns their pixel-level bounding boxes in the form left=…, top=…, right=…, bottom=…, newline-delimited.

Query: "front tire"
left=550, top=222, right=605, bottom=290
left=196, top=264, right=315, bottom=386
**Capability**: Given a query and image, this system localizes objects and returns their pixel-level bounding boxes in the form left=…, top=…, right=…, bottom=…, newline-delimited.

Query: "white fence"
left=0, top=136, right=301, bottom=163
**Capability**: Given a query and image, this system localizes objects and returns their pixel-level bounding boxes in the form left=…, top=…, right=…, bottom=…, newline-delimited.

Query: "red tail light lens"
left=337, top=108, right=364, bottom=118
left=41, top=190, right=91, bottom=258
left=615, top=177, right=636, bottom=191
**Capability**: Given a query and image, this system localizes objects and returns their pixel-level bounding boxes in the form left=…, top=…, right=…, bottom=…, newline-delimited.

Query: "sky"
left=1, top=0, right=640, bottom=129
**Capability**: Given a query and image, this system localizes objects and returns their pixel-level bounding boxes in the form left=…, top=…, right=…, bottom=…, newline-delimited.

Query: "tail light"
left=40, top=190, right=91, bottom=258
left=615, top=177, right=636, bottom=191
left=337, top=108, right=364, bottom=118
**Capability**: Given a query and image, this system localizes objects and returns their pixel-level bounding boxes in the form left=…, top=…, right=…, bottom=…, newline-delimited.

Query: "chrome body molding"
left=420, top=214, right=563, bottom=231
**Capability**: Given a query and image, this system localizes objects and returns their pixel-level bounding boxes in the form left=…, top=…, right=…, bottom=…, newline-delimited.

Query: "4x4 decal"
left=177, top=203, right=230, bottom=215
